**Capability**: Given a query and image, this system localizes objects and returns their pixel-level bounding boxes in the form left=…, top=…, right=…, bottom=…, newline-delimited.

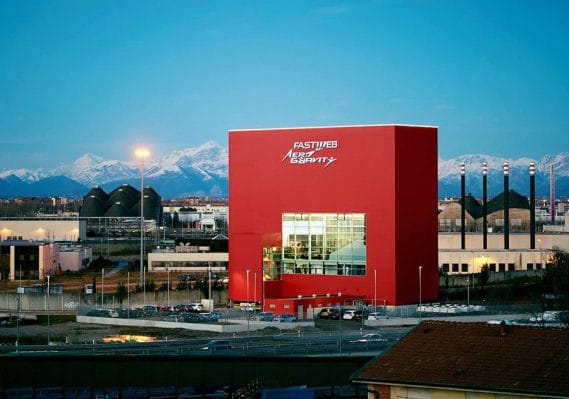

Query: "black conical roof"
left=84, top=186, right=109, bottom=203
left=104, top=202, right=133, bottom=217
left=464, top=194, right=483, bottom=219
left=105, top=187, right=137, bottom=210
left=487, top=190, right=530, bottom=214
left=143, top=186, right=160, bottom=201
left=131, top=195, right=161, bottom=220
left=80, top=196, right=106, bottom=217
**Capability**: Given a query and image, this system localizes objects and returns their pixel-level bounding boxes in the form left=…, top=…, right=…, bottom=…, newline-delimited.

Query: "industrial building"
left=228, top=124, right=439, bottom=317
left=80, top=184, right=162, bottom=237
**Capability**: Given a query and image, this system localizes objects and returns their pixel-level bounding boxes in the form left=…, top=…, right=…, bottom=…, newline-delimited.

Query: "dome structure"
left=104, top=202, right=133, bottom=218
left=80, top=196, right=106, bottom=217
left=81, top=184, right=162, bottom=222
left=84, top=186, right=109, bottom=204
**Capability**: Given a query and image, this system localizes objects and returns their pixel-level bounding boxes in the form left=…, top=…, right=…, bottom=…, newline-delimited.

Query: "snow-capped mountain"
left=0, top=143, right=568, bottom=199
left=0, top=141, right=228, bottom=198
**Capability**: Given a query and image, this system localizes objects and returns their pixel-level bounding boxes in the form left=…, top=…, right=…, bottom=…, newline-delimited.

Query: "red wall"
left=228, top=125, right=438, bottom=306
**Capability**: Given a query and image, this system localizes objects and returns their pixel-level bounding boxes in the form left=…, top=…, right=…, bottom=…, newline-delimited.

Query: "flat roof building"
left=228, top=124, right=438, bottom=315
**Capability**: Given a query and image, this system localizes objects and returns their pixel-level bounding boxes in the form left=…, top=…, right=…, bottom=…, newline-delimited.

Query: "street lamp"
left=135, top=147, right=150, bottom=294
left=127, top=271, right=130, bottom=319
left=16, top=294, right=20, bottom=350
left=208, top=262, right=212, bottom=311
left=166, top=264, right=170, bottom=308
left=467, top=274, right=470, bottom=307
left=246, top=269, right=250, bottom=337
left=418, top=266, right=423, bottom=319
left=374, top=269, right=377, bottom=312
left=338, top=292, right=343, bottom=355
left=47, top=275, right=51, bottom=345
left=101, top=268, right=104, bottom=308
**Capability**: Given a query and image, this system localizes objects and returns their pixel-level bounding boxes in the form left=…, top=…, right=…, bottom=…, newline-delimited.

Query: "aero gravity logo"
left=281, top=141, right=338, bottom=168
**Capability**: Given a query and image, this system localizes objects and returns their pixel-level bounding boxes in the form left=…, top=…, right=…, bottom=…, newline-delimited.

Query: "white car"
left=342, top=310, right=356, bottom=320
left=355, top=333, right=388, bottom=343
left=367, top=312, right=389, bottom=320
left=189, top=303, right=203, bottom=312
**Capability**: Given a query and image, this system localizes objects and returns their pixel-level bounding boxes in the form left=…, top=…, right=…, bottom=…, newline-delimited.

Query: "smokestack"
left=550, top=164, right=555, bottom=224
left=530, top=162, right=536, bottom=249
left=461, top=162, right=466, bottom=250
left=504, top=161, right=510, bottom=250
left=483, top=162, right=488, bottom=250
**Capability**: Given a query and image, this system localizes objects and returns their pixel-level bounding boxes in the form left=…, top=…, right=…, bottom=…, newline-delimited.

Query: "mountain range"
left=1, top=141, right=568, bottom=199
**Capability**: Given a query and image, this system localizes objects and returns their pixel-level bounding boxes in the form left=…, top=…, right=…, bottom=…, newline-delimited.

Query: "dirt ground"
left=0, top=318, right=217, bottom=345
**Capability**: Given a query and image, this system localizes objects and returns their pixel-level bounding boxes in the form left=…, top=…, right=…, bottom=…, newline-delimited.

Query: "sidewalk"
left=366, top=313, right=528, bottom=327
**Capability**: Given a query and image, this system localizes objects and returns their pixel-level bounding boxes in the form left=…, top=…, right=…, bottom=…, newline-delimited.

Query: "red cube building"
left=228, top=125, right=438, bottom=316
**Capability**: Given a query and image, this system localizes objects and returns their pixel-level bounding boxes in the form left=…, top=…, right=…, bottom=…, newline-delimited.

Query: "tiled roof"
left=352, top=321, right=569, bottom=397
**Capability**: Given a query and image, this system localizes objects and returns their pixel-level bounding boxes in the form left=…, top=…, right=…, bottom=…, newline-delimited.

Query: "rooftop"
left=352, top=320, right=569, bottom=397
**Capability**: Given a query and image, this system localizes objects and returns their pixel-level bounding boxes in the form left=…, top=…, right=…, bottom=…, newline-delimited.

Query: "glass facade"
left=279, top=213, right=366, bottom=276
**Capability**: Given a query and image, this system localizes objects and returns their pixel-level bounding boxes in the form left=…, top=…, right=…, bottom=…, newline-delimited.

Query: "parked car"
left=142, top=305, right=159, bottom=314
left=201, top=339, right=232, bottom=351
left=318, top=307, right=340, bottom=319
left=250, top=312, right=275, bottom=321
left=189, top=303, right=204, bottom=312
left=367, top=312, right=389, bottom=320
left=342, top=310, right=363, bottom=320
left=198, top=312, right=220, bottom=322
left=180, top=313, right=202, bottom=323
left=355, top=333, right=388, bottom=343
left=273, top=313, right=297, bottom=322
left=86, top=309, right=119, bottom=318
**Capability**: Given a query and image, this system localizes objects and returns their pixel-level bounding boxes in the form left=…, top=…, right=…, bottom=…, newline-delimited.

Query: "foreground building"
left=228, top=124, right=438, bottom=316
left=352, top=321, right=569, bottom=399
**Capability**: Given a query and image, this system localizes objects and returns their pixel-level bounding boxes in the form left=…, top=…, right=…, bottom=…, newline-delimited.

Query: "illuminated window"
left=281, top=213, right=366, bottom=276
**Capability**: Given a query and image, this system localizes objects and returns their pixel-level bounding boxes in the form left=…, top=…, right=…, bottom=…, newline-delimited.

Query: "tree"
left=480, top=264, right=489, bottom=293
left=115, top=282, right=128, bottom=306
left=542, top=251, right=569, bottom=311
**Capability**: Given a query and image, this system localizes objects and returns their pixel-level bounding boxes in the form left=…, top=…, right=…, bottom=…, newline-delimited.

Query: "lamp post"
left=374, top=269, right=377, bottom=312
left=254, top=272, right=257, bottom=316
left=101, top=268, right=104, bottom=308
left=47, top=275, right=50, bottom=345
left=208, top=262, right=212, bottom=311
left=16, top=294, right=20, bottom=350
left=246, top=269, right=250, bottom=337
left=135, top=147, right=150, bottom=296
left=418, top=266, right=423, bottom=319
left=166, top=264, right=170, bottom=308
left=338, top=292, right=342, bottom=355
left=467, top=274, right=470, bottom=307
left=127, top=271, right=130, bottom=319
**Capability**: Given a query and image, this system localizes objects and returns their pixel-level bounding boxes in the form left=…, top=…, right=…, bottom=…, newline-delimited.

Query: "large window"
left=281, top=213, right=366, bottom=276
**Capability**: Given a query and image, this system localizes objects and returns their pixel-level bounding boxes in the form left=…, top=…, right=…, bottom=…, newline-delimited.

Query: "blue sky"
left=1, top=0, right=568, bottom=170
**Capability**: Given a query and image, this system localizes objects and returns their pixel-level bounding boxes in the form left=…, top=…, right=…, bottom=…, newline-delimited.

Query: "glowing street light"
left=135, top=147, right=150, bottom=294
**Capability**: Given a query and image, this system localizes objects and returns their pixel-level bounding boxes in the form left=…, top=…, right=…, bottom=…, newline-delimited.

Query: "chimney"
left=482, top=162, right=488, bottom=250
left=550, top=164, right=555, bottom=224
left=530, top=162, right=536, bottom=249
left=503, top=162, right=509, bottom=250
left=461, top=162, right=466, bottom=250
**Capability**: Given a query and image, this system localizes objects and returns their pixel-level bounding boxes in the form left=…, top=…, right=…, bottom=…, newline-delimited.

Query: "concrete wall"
left=148, top=251, right=228, bottom=272
left=439, top=232, right=569, bottom=251
left=0, top=219, right=86, bottom=241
